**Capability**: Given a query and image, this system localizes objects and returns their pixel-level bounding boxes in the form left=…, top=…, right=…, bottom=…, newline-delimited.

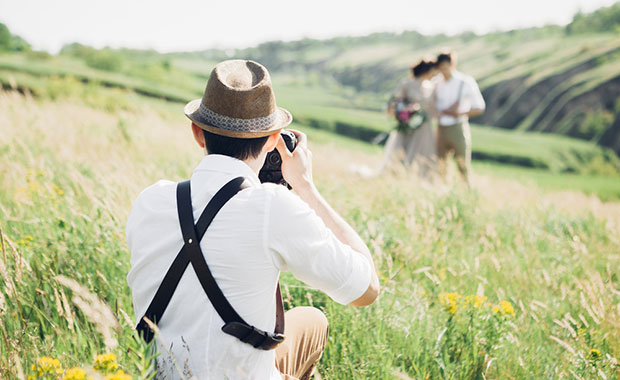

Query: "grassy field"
left=1, top=89, right=620, bottom=379
left=2, top=45, right=620, bottom=183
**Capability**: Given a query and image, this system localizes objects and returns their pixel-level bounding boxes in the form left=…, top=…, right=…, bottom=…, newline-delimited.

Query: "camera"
left=259, top=130, right=297, bottom=189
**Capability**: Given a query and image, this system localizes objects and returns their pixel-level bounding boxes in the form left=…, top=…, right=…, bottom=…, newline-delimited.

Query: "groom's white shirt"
left=435, top=70, right=485, bottom=126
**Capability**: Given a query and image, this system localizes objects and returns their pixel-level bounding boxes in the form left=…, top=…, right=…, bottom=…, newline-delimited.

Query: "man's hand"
left=275, top=129, right=379, bottom=307
left=276, top=129, right=314, bottom=191
left=276, top=128, right=380, bottom=307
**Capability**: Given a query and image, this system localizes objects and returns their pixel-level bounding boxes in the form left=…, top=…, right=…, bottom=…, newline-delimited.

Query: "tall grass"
left=1, top=91, right=619, bottom=379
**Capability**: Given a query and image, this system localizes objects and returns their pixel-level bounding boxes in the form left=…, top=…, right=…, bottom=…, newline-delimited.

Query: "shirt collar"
left=193, top=154, right=262, bottom=186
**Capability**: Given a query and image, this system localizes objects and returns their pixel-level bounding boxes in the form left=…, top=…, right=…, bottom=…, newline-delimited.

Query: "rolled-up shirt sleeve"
left=266, top=186, right=371, bottom=305
left=467, top=78, right=486, bottom=111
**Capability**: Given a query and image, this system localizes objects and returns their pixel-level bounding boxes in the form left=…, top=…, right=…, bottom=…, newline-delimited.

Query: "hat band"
left=198, top=104, right=278, bottom=133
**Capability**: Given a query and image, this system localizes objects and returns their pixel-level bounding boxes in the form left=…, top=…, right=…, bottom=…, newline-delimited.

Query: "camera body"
left=259, top=130, right=297, bottom=189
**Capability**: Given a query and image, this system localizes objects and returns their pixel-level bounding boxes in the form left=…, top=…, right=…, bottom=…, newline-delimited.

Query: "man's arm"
left=440, top=106, right=483, bottom=118
left=464, top=77, right=485, bottom=118
left=464, top=108, right=484, bottom=118
left=275, top=131, right=380, bottom=306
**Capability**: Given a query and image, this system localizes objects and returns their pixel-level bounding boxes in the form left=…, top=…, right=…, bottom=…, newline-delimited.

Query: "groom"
left=434, top=51, right=486, bottom=185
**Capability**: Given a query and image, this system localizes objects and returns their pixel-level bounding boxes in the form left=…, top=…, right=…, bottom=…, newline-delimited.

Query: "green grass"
left=474, top=162, right=620, bottom=201
left=1, top=91, right=619, bottom=379
left=470, top=125, right=620, bottom=174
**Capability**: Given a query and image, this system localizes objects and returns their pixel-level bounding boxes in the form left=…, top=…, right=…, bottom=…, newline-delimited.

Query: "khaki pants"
left=437, top=121, right=471, bottom=185
left=276, top=307, right=329, bottom=380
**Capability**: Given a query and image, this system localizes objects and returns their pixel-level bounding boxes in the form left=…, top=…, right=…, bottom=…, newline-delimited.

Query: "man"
left=126, top=60, right=380, bottom=380
left=434, top=51, right=486, bottom=185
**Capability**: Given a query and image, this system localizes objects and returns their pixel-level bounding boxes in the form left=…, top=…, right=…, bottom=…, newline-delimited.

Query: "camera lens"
left=269, top=152, right=281, bottom=166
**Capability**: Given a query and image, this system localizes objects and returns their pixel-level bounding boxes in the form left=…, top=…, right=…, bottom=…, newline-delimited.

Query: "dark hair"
left=411, top=59, right=435, bottom=78
left=436, top=51, right=455, bottom=65
left=203, top=129, right=269, bottom=160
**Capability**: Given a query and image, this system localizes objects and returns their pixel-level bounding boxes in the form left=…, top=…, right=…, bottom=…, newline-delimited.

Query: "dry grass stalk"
left=141, top=316, right=194, bottom=380
left=392, top=369, right=414, bottom=379
left=0, top=290, right=6, bottom=317
left=0, top=252, right=14, bottom=296
left=0, top=232, right=24, bottom=323
left=549, top=335, right=577, bottom=356
left=55, top=275, right=119, bottom=349
left=9, top=350, right=25, bottom=380
left=0, top=230, right=15, bottom=296
left=60, top=287, right=74, bottom=330
left=53, top=287, right=64, bottom=317
left=117, top=307, right=134, bottom=328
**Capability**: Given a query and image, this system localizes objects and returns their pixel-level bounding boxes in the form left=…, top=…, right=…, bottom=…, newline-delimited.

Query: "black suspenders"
left=136, top=177, right=285, bottom=350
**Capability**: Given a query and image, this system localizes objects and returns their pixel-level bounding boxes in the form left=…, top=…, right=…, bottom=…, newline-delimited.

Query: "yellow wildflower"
left=587, top=348, right=601, bottom=361
left=104, top=370, right=132, bottom=380
left=463, top=295, right=488, bottom=309
left=52, top=184, right=65, bottom=196
left=28, top=181, right=42, bottom=192
left=492, top=301, right=515, bottom=316
left=499, top=301, right=515, bottom=316
left=94, top=353, right=118, bottom=373
left=63, top=368, right=92, bottom=380
left=576, top=328, right=586, bottom=337
left=29, top=356, right=63, bottom=379
left=439, top=293, right=460, bottom=314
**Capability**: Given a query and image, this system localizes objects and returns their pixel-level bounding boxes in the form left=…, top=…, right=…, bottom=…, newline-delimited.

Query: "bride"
left=379, top=58, right=438, bottom=178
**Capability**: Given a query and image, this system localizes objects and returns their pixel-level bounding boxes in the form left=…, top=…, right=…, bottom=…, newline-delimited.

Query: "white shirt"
left=126, top=154, right=371, bottom=380
left=435, top=70, right=485, bottom=126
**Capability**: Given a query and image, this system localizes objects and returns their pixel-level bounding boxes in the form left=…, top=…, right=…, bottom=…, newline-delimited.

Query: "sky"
left=0, top=0, right=617, bottom=53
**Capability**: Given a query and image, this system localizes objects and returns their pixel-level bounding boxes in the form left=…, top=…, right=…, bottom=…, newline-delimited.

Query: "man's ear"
left=264, top=132, right=280, bottom=153
left=191, top=123, right=206, bottom=149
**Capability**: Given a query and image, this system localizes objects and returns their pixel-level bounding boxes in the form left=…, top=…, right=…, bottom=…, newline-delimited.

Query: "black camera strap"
left=136, top=177, right=285, bottom=350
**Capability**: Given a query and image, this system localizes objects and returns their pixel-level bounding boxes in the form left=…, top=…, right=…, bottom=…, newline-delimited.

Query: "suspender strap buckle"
left=222, top=322, right=286, bottom=350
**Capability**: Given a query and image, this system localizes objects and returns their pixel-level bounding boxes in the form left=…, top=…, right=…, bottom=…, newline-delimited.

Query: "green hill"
left=1, top=4, right=620, bottom=182
left=167, top=3, right=620, bottom=155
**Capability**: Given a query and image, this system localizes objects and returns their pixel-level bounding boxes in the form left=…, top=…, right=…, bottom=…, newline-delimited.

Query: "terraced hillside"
left=167, top=4, right=620, bottom=154
left=1, top=3, right=619, bottom=165
left=220, top=32, right=620, bottom=154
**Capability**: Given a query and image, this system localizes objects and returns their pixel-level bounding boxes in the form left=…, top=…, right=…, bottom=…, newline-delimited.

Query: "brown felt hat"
left=184, top=59, right=292, bottom=138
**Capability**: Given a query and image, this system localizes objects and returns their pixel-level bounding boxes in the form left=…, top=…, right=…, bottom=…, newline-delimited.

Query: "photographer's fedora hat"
left=184, top=60, right=292, bottom=138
